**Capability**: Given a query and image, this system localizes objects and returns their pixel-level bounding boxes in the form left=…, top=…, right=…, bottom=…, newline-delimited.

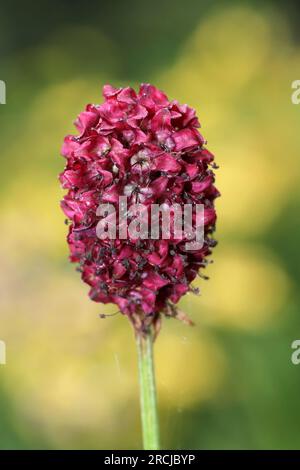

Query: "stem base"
left=136, top=330, right=160, bottom=450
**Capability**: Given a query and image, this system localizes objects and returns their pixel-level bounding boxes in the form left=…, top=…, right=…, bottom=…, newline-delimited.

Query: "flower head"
left=60, top=84, right=219, bottom=332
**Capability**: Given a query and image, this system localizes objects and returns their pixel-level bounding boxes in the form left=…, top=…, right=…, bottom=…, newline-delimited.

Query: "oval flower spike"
left=60, top=84, right=219, bottom=334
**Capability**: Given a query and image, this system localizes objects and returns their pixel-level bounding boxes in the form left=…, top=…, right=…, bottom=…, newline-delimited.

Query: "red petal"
left=143, top=272, right=169, bottom=290
left=117, top=87, right=137, bottom=104
left=173, top=128, right=204, bottom=151
left=151, top=108, right=171, bottom=133
left=103, top=84, right=121, bottom=98
left=154, top=153, right=181, bottom=173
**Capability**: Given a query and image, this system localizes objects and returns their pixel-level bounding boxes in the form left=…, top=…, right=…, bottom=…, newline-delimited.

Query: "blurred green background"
left=0, top=0, right=300, bottom=449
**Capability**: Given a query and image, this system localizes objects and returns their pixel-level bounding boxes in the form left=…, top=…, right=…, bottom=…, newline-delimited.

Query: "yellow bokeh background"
left=0, top=3, right=300, bottom=449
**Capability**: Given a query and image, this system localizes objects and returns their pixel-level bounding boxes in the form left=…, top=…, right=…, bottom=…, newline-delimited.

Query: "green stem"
left=136, top=329, right=160, bottom=450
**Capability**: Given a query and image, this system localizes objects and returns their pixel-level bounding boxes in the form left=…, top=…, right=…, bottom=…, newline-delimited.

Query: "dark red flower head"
left=60, top=84, right=219, bottom=332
